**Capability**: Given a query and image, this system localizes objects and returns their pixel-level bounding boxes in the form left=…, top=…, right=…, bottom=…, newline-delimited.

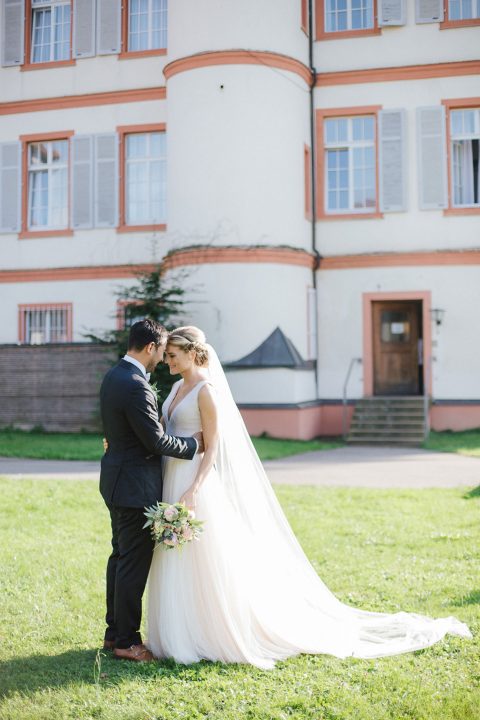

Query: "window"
left=324, top=116, right=376, bottom=213
left=31, top=0, right=71, bottom=63
left=448, top=0, right=480, bottom=19
left=27, top=139, right=69, bottom=230
left=451, top=108, right=480, bottom=208
left=19, top=304, right=72, bottom=344
left=128, top=0, right=167, bottom=51
left=325, top=0, right=373, bottom=31
left=116, top=300, right=146, bottom=330
left=126, top=132, right=166, bottom=225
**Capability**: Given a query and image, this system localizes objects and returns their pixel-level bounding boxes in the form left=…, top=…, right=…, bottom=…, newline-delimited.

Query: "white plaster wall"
left=0, top=277, right=129, bottom=343
left=314, top=73, right=480, bottom=256
left=168, top=0, right=309, bottom=65
left=0, top=55, right=168, bottom=104
left=0, top=261, right=315, bottom=358
left=316, top=265, right=480, bottom=400
left=167, top=64, right=311, bottom=251
left=166, top=262, right=315, bottom=364
left=0, top=99, right=175, bottom=270
left=226, top=368, right=317, bottom=404
left=314, top=11, right=480, bottom=72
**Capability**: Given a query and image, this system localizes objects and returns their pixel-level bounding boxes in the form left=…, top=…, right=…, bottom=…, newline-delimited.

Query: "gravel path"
left=1, top=446, right=479, bottom=488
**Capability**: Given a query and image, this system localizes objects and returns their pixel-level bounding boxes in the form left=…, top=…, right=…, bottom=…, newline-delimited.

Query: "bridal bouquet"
left=143, top=502, right=204, bottom=549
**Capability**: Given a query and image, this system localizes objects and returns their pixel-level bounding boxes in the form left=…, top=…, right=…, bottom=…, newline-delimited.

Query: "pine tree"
left=86, top=264, right=188, bottom=403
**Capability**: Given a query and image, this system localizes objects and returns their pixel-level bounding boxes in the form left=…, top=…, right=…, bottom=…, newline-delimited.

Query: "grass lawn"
left=0, top=429, right=342, bottom=462
left=424, top=428, right=480, bottom=457
left=0, top=477, right=478, bottom=720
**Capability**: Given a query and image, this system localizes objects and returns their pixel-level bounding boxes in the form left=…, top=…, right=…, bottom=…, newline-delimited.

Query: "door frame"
left=362, top=291, right=432, bottom=397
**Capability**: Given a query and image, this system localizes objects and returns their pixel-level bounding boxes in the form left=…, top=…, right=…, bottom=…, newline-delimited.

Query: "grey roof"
left=227, top=327, right=310, bottom=369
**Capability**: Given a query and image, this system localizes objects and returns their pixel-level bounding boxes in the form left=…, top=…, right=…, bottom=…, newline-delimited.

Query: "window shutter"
left=415, top=0, right=444, bottom=23
left=379, top=109, right=407, bottom=213
left=94, top=134, right=118, bottom=227
left=1, top=0, right=25, bottom=66
left=0, top=142, right=21, bottom=232
left=73, top=0, right=96, bottom=58
left=417, top=106, right=448, bottom=210
left=378, top=0, right=406, bottom=25
left=97, top=0, right=121, bottom=55
left=72, top=135, right=94, bottom=228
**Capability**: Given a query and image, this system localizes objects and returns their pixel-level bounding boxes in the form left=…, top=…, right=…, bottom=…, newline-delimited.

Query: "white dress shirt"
left=123, top=354, right=151, bottom=382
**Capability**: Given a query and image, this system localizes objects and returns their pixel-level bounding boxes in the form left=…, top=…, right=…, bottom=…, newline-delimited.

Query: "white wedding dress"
left=146, top=351, right=471, bottom=670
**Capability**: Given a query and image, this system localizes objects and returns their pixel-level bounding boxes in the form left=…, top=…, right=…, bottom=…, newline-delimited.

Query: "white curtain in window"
left=459, top=140, right=474, bottom=205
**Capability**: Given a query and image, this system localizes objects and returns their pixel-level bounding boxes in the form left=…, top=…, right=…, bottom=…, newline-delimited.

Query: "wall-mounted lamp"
left=430, top=308, right=445, bottom=326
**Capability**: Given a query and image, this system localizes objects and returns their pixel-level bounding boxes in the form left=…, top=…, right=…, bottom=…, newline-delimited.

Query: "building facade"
left=0, top=0, right=479, bottom=438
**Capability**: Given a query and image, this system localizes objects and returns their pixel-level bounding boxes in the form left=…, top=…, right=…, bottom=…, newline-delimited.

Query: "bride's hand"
left=179, top=486, right=197, bottom=512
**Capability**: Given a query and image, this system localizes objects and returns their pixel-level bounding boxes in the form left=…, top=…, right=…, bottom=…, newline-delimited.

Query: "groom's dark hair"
left=128, top=319, right=168, bottom=351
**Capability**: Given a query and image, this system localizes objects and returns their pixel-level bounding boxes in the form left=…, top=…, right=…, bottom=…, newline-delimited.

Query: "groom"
left=99, top=319, right=202, bottom=662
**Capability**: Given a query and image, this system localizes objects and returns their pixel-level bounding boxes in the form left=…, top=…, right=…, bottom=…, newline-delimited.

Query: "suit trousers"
left=105, top=505, right=155, bottom=649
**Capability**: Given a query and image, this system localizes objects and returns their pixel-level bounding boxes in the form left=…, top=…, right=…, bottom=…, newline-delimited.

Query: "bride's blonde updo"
left=167, top=326, right=209, bottom=367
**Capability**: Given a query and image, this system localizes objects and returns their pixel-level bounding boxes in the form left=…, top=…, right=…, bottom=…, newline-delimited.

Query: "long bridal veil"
left=205, top=344, right=472, bottom=659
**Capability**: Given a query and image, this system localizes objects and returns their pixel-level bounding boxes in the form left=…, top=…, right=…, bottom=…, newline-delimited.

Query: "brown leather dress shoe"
left=103, top=640, right=115, bottom=651
left=113, top=644, right=155, bottom=662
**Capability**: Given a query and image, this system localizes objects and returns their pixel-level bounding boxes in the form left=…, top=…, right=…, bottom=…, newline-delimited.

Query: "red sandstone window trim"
left=116, top=123, right=167, bottom=233
left=18, top=130, right=75, bottom=239
left=441, top=1, right=480, bottom=29
left=301, top=0, right=309, bottom=34
left=119, top=0, right=168, bottom=59
left=315, top=105, right=383, bottom=220
left=304, top=144, right=313, bottom=220
left=116, top=299, right=145, bottom=330
left=315, top=0, right=381, bottom=40
left=18, top=302, right=73, bottom=343
left=21, top=0, right=76, bottom=72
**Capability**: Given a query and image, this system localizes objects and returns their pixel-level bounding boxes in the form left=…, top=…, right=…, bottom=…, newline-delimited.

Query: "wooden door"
left=373, top=302, right=420, bottom=396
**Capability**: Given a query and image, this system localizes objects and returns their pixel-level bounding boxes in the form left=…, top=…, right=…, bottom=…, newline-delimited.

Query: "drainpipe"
left=308, top=0, right=321, bottom=395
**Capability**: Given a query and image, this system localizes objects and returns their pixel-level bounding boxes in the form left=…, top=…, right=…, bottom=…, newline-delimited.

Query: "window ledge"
left=443, top=207, right=480, bottom=216
left=19, top=229, right=74, bottom=239
left=117, top=223, right=167, bottom=233
left=440, top=18, right=480, bottom=30
left=21, top=59, right=76, bottom=72
left=318, top=211, right=383, bottom=220
left=118, top=49, right=167, bottom=60
left=316, top=27, right=381, bottom=41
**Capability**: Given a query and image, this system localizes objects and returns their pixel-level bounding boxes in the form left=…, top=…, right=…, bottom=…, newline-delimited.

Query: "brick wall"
left=0, top=343, right=116, bottom=432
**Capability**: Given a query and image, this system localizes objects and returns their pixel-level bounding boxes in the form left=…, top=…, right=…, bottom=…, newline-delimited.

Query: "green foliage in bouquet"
left=84, top=264, right=189, bottom=403
left=143, top=501, right=205, bottom=549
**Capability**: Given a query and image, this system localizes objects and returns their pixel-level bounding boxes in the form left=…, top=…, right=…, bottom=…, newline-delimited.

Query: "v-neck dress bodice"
left=162, top=379, right=207, bottom=436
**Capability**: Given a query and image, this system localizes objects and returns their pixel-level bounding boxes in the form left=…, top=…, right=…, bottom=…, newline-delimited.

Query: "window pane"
left=381, top=312, right=411, bottom=344
left=451, top=111, right=463, bottom=136
left=32, top=9, right=52, bottom=63
left=451, top=139, right=479, bottom=206
left=150, top=132, right=166, bottom=157
left=127, top=134, right=147, bottom=158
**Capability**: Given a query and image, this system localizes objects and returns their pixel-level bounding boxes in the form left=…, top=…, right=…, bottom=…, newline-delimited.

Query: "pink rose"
left=164, top=506, right=179, bottom=522
left=182, top=526, right=193, bottom=541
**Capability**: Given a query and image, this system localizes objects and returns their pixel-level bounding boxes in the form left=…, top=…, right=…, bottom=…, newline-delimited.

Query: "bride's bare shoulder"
left=198, top=381, right=217, bottom=404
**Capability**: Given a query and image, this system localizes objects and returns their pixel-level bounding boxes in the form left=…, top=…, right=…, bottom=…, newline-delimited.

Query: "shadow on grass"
left=0, top=647, right=226, bottom=699
left=448, top=590, right=480, bottom=607
left=463, top=486, right=480, bottom=499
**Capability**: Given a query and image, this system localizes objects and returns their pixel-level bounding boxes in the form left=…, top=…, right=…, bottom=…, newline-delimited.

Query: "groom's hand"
left=193, top=432, right=204, bottom=454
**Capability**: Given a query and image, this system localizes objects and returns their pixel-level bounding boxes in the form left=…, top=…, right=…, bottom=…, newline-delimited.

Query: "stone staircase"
left=347, top=397, right=427, bottom=446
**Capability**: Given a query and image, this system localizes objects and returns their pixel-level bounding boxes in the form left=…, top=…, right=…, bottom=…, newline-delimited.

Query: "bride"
left=146, top=326, right=471, bottom=669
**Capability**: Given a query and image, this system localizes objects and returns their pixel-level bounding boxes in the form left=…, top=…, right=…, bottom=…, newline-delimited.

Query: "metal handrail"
left=423, top=355, right=432, bottom=439
left=342, top=357, right=362, bottom=440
